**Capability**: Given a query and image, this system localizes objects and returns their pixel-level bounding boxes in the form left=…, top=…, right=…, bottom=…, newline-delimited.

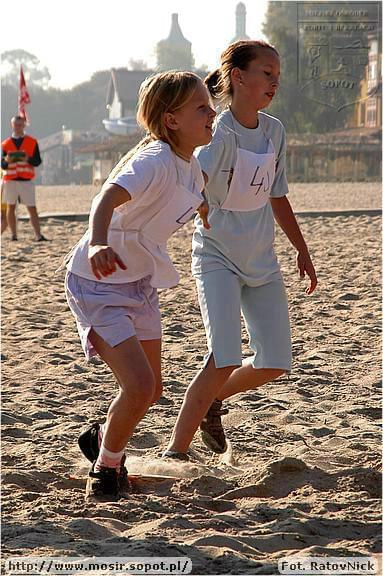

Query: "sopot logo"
left=297, top=2, right=380, bottom=111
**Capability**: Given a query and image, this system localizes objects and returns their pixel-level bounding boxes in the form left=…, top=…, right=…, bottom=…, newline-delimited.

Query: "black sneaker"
left=78, top=423, right=101, bottom=462
left=85, top=457, right=128, bottom=501
left=200, top=399, right=228, bottom=453
left=36, top=234, right=48, bottom=242
left=11, top=235, right=18, bottom=241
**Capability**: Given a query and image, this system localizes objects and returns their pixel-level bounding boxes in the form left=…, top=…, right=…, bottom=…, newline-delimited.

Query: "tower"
left=232, top=2, right=250, bottom=42
left=156, top=13, right=194, bottom=71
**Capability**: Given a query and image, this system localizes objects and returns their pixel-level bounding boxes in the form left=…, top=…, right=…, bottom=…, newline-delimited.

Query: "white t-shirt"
left=67, top=140, right=204, bottom=288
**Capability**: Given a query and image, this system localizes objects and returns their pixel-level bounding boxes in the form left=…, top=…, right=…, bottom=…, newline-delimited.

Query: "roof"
left=106, top=69, right=154, bottom=106
left=76, top=133, right=143, bottom=154
left=39, top=130, right=107, bottom=152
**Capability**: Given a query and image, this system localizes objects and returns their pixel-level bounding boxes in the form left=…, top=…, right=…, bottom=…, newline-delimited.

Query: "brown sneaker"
left=162, top=450, right=190, bottom=461
left=200, top=399, right=228, bottom=453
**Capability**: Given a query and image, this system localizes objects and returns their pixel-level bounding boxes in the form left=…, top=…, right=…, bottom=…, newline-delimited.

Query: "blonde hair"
left=109, top=70, right=201, bottom=179
left=206, top=40, right=279, bottom=107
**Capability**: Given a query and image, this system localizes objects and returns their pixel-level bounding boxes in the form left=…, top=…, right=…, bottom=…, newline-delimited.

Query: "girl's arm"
left=88, top=183, right=130, bottom=279
left=196, top=173, right=211, bottom=229
left=270, top=195, right=317, bottom=295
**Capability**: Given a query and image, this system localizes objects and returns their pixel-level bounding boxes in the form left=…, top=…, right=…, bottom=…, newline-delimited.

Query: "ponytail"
left=205, top=69, right=222, bottom=99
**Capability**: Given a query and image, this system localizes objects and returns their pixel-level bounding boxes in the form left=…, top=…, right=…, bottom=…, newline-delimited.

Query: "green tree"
left=1, top=49, right=51, bottom=89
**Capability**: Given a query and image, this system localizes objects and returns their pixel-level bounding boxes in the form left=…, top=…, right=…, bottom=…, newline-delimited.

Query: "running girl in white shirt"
left=164, top=40, right=317, bottom=459
left=65, top=70, right=215, bottom=499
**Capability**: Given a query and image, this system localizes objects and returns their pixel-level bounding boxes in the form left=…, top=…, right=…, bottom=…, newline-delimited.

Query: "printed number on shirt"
left=250, top=166, right=271, bottom=194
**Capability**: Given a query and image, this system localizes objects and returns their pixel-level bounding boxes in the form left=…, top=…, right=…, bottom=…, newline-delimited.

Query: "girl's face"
left=235, top=49, right=280, bottom=110
left=166, top=81, right=216, bottom=158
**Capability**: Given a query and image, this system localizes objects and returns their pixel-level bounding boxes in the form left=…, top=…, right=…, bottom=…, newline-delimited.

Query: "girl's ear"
left=164, top=112, right=179, bottom=130
left=231, top=67, right=244, bottom=87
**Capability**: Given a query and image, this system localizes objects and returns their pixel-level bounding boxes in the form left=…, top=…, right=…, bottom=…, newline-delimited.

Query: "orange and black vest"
left=2, top=136, right=37, bottom=181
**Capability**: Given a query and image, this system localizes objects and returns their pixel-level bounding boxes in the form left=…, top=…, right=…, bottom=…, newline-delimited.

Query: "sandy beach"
left=1, top=183, right=381, bottom=574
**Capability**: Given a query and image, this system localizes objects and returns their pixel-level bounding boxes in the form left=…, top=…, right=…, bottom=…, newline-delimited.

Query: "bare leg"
left=89, top=330, right=157, bottom=453
left=140, top=338, right=162, bottom=403
left=166, top=356, right=236, bottom=454
left=217, top=357, right=285, bottom=401
left=26, top=205, right=41, bottom=238
left=6, top=204, right=17, bottom=238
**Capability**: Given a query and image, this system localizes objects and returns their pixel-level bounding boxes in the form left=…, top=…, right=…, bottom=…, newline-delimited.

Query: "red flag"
left=18, top=65, right=31, bottom=123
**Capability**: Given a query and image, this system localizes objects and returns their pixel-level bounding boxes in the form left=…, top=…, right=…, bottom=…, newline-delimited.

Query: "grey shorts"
left=195, top=268, right=292, bottom=370
left=65, top=272, right=162, bottom=360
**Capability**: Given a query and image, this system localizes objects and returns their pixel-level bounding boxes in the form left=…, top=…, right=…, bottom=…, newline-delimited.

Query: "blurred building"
left=286, top=128, right=381, bottom=182
left=354, top=32, right=382, bottom=129
left=39, top=129, right=106, bottom=185
left=231, top=2, right=250, bottom=42
left=103, top=68, right=152, bottom=135
left=76, top=133, right=142, bottom=186
left=156, top=13, right=194, bottom=71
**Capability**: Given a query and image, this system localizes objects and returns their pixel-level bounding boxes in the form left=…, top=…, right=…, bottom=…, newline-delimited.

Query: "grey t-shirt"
left=192, top=108, right=289, bottom=285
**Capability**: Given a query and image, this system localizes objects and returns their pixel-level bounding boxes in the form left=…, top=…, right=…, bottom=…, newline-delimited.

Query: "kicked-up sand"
left=1, top=183, right=381, bottom=574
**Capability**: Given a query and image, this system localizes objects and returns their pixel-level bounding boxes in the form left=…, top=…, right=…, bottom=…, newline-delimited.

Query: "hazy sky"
left=0, top=0, right=269, bottom=89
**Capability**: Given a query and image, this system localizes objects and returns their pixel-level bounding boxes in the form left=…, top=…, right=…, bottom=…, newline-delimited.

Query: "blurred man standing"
left=1, top=116, right=47, bottom=241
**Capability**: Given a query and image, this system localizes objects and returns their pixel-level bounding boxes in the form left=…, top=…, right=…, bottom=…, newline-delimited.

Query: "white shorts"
left=65, top=271, right=162, bottom=361
left=3, top=180, right=36, bottom=206
left=196, top=269, right=292, bottom=370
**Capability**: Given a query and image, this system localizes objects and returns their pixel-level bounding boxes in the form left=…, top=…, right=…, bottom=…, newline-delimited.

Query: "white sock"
left=95, top=443, right=125, bottom=472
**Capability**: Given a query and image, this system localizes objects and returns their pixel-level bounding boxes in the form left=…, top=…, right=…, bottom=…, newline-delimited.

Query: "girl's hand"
left=197, top=199, right=210, bottom=230
left=88, top=244, right=127, bottom=280
left=297, top=250, right=317, bottom=295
